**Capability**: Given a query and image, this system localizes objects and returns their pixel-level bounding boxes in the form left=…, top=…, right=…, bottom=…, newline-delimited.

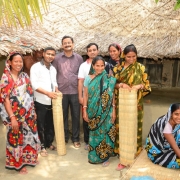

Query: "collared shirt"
left=30, top=60, right=58, bottom=105
left=53, top=52, right=83, bottom=94
left=78, top=59, right=91, bottom=79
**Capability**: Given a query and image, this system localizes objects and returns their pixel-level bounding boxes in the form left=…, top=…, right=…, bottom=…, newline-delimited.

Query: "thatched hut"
left=0, top=0, right=180, bottom=87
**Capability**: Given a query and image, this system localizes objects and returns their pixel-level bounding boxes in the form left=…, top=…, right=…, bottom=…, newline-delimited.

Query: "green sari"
left=87, top=70, right=116, bottom=164
left=113, top=61, right=151, bottom=155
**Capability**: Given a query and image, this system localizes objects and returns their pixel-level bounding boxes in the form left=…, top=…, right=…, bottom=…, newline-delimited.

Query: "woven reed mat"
left=119, top=89, right=137, bottom=166
left=52, top=93, right=66, bottom=155
left=121, top=150, right=180, bottom=180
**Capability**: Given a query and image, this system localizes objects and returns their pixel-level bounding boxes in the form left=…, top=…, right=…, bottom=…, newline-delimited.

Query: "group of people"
left=0, top=34, right=179, bottom=175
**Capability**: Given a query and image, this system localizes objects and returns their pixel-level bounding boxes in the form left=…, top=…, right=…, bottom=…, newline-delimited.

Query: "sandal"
left=102, top=160, right=110, bottom=167
left=19, top=167, right=28, bottom=174
left=49, top=145, right=57, bottom=151
left=84, top=143, right=89, bottom=150
left=73, top=142, right=81, bottom=148
left=40, top=148, right=48, bottom=157
left=116, top=163, right=126, bottom=171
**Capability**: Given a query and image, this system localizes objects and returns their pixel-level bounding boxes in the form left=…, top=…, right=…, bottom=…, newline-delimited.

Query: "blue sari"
left=145, top=106, right=180, bottom=168
left=86, top=70, right=116, bottom=164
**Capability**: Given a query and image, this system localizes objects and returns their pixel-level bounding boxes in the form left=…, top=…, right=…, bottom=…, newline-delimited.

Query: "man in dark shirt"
left=53, top=35, right=83, bottom=148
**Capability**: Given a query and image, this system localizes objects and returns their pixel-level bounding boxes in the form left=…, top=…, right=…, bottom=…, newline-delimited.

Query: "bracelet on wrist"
left=9, top=114, right=15, bottom=119
left=83, top=106, right=87, bottom=108
left=112, top=104, right=116, bottom=107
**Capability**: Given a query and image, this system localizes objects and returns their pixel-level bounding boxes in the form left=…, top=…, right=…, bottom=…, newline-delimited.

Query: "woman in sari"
left=105, top=43, right=122, bottom=76
left=113, top=44, right=151, bottom=170
left=83, top=56, right=116, bottom=166
left=0, top=53, right=40, bottom=174
left=145, top=103, right=180, bottom=168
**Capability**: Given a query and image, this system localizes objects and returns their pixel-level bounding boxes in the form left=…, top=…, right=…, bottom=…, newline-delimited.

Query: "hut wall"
left=0, top=57, right=6, bottom=77
left=172, top=60, right=180, bottom=87
left=161, top=60, right=174, bottom=88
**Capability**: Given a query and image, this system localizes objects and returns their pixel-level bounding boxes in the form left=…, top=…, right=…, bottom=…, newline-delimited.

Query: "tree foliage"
left=155, top=0, right=180, bottom=10
left=0, top=0, right=48, bottom=28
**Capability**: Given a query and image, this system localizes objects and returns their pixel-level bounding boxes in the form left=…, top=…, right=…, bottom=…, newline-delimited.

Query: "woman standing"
left=0, top=53, right=40, bottom=174
left=113, top=44, right=151, bottom=169
left=105, top=43, right=122, bottom=76
left=145, top=103, right=180, bottom=168
left=83, top=56, right=116, bottom=166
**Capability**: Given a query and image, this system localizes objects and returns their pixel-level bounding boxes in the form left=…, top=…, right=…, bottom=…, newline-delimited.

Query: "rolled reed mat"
left=52, top=93, right=66, bottom=155
left=118, top=88, right=137, bottom=166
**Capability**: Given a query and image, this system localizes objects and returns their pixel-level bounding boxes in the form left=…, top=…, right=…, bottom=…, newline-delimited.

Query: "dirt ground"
left=0, top=88, right=179, bottom=180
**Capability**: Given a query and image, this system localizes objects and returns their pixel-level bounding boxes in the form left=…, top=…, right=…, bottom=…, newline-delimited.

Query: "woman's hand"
left=111, top=108, right=116, bottom=123
left=121, top=83, right=131, bottom=91
left=11, top=116, right=19, bottom=132
left=83, top=110, right=89, bottom=122
left=33, top=112, right=37, bottom=120
left=132, top=84, right=144, bottom=90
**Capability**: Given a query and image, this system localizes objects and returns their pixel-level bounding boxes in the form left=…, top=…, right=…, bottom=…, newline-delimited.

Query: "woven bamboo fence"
left=52, top=93, right=66, bottom=156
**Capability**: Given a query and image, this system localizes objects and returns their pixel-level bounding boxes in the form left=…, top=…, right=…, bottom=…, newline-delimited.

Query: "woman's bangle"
left=119, top=83, right=123, bottom=88
left=83, top=106, right=87, bottom=108
left=112, top=104, right=115, bottom=107
left=9, top=114, right=15, bottom=119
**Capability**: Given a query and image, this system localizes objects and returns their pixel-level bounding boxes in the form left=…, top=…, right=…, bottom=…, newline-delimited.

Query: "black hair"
left=171, top=103, right=180, bottom=113
left=9, top=52, right=23, bottom=61
left=124, top=44, right=137, bottom=55
left=86, top=43, right=99, bottom=51
left=61, top=35, right=74, bottom=44
left=108, top=43, right=122, bottom=52
left=92, top=56, right=105, bottom=66
left=44, top=47, right=56, bottom=53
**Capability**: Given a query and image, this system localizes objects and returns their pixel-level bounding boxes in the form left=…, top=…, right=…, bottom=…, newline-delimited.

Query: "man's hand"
left=46, top=92, right=58, bottom=99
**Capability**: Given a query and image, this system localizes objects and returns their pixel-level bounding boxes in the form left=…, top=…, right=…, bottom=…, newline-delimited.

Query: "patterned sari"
left=113, top=61, right=151, bottom=155
left=145, top=106, right=180, bottom=168
left=0, top=63, right=40, bottom=171
left=86, top=70, right=116, bottom=164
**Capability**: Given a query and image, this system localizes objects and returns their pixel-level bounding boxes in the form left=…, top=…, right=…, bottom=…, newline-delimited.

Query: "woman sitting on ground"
left=145, top=103, right=180, bottom=168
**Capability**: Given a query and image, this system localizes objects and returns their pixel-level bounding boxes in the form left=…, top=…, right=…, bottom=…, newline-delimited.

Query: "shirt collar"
left=40, top=59, right=52, bottom=67
left=62, top=51, right=74, bottom=58
left=86, top=59, right=92, bottom=64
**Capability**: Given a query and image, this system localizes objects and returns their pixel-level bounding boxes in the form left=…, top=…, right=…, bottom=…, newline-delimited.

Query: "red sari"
left=0, top=64, right=40, bottom=171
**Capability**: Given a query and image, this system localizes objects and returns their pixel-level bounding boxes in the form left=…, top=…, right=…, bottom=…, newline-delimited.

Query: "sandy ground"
left=0, top=88, right=179, bottom=180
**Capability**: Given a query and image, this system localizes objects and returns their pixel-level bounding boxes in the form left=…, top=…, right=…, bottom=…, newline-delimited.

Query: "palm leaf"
left=0, top=0, right=48, bottom=28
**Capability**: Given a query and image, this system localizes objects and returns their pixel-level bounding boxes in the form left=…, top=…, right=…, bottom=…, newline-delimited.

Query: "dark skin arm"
left=4, top=96, right=19, bottom=130
left=82, top=86, right=89, bottom=122
left=35, top=87, right=59, bottom=99
left=111, top=94, right=116, bottom=123
left=164, top=133, right=180, bottom=158
left=78, top=79, right=84, bottom=105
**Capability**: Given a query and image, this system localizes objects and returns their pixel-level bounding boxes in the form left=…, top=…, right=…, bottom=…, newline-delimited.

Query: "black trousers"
left=62, top=94, right=80, bottom=143
left=81, top=106, right=89, bottom=144
left=35, top=101, right=54, bottom=149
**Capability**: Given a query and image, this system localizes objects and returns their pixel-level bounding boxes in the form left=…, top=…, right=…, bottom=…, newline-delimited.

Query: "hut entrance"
left=172, top=60, right=180, bottom=87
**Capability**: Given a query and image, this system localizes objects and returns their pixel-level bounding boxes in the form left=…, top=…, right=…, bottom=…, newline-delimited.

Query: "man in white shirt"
left=30, top=47, right=59, bottom=157
left=78, top=43, right=99, bottom=149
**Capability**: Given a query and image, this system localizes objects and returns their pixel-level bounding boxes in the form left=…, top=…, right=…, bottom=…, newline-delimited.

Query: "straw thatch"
left=1, top=0, right=180, bottom=59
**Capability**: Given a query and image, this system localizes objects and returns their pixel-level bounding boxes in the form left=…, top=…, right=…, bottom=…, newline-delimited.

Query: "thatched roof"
left=1, top=0, right=180, bottom=60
